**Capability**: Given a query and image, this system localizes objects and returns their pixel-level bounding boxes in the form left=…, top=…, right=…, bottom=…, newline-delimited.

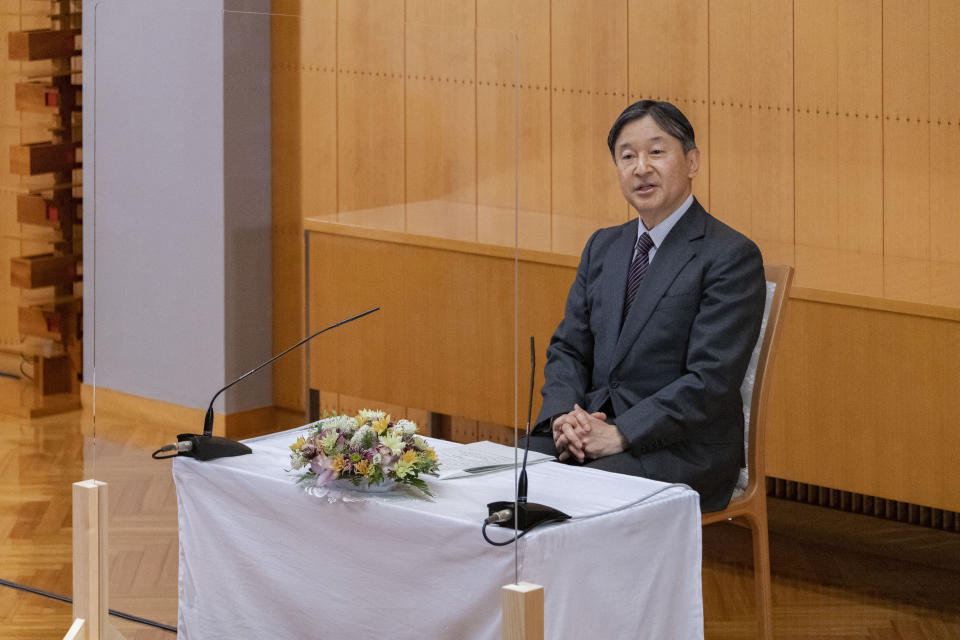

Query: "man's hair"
left=606, top=100, right=697, bottom=157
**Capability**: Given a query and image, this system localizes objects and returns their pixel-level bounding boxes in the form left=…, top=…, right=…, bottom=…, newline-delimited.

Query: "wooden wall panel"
left=337, top=2, right=405, bottom=229
left=836, top=0, right=883, bottom=253
left=929, top=0, right=960, bottom=263
left=628, top=0, right=710, bottom=209
left=477, top=2, right=550, bottom=251
left=794, top=0, right=838, bottom=248
left=767, top=299, right=960, bottom=512
left=882, top=0, right=930, bottom=259
left=550, top=0, right=628, bottom=257
left=709, top=0, right=794, bottom=244
left=308, top=232, right=517, bottom=426
left=405, top=17, right=477, bottom=241
left=297, top=5, right=337, bottom=223
left=271, top=5, right=336, bottom=410
left=748, top=0, right=794, bottom=245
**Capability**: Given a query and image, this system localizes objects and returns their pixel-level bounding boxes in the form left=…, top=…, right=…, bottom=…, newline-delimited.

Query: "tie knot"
left=636, top=232, right=654, bottom=254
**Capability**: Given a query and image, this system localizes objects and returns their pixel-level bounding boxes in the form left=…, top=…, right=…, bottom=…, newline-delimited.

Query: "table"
left=174, top=430, right=704, bottom=639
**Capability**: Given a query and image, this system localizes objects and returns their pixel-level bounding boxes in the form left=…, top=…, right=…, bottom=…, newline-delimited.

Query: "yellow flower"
left=330, top=454, right=345, bottom=474
left=355, top=460, right=371, bottom=476
left=426, top=448, right=438, bottom=462
left=401, top=449, right=418, bottom=464
left=394, top=459, right=413, bottom=479
left=373, top=416, right=390, bottom=434
left=290, top=436, right=306, bottom=452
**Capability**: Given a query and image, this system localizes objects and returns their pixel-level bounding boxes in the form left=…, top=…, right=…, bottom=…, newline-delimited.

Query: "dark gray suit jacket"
left=534, top=199, right=765, bottom=512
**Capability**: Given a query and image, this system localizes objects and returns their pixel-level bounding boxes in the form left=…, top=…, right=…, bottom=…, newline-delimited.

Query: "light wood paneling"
left=882, top=0, right=930, bottom=259
left=708, top=0, right=794, bottom=244
left=550, top=0, right=628, bottom=256
left=272, top=6, right=330, bottom=411
left=794, top=0, right=838, bottom=248
left=337, top=2, right=405, bottom=229
left=766, top=299, right=960, bottom=512
left=405, top=17, right=477, bottom=241
left=306, top=222, right=577, bottom=428
left=477, top=2, right=550, bottom=250
left=836, top=0, right=883, bottom=253
left=628, top=0, right=710, bottom=209
left=794, top=0, right=884, bottom=253
left=307, top=231, right=516, bottom=425
left=929, top=0, right=960, bottom=263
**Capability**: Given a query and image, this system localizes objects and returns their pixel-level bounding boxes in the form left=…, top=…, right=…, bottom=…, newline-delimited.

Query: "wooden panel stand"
left=15, top=81, right=79, bottom=112
left=17, top=194, right=69, bottom=229
left=8, top=29, right=80, bottom=61
left=10, top=253, right=77, bottom=288
left=10, top=141, right=80, bottom=176
left=502, top=582, right=544, bottom=640
left=67, top=480, right=125, bottom=640
left=63, top=618, right=86, bottom=640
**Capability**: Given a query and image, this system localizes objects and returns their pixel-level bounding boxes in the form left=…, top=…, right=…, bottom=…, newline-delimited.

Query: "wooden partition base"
left=502, top=582, right=544, bottom=640
left=66, top=480, right=125, bottom=640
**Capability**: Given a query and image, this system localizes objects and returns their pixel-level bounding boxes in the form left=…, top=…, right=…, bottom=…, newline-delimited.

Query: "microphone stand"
left=485, top=337, right=570, bottom=535
left=153, top=307, right=380, bottom=461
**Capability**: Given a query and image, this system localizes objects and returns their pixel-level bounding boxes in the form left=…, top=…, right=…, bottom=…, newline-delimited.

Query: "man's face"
left=613, top=116, right=700, bottom=228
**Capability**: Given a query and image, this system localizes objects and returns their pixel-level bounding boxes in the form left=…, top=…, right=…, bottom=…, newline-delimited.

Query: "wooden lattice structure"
left=3, top=0, right=82, bottom=416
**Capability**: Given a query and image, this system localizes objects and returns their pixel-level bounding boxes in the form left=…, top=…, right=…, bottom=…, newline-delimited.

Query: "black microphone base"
left=487, top=500, right=571, bottom=531
left=177, top=434, right=252, bottom=461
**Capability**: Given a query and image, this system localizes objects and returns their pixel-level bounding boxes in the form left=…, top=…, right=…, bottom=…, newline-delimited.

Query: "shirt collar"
left=638, top=194, right=694, bottom=249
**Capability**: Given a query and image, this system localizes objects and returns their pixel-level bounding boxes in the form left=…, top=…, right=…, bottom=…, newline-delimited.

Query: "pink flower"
left=310, top=453, right=336, bottom=486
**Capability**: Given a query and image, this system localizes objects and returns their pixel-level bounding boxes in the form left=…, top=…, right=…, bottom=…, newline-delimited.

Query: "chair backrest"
left=732, top=264, right=793, bottom=499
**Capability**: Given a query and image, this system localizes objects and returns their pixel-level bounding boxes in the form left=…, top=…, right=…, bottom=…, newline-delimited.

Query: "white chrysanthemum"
left=395, top=419, right=418, bottom=435
left=289, top=452, right=307, bottom=470
left=372, top=452, right=382, bottom=465
left=320, top=414, right=358, bottom=434
left=318, top=430, right=339, bottom=455
left=349, top=425, right=374, bottom=449
left=379, top=431, right=404, bottom=456
left=357, top=409, right=387, bottom=424
left=413, top=435, right=429, bottom=450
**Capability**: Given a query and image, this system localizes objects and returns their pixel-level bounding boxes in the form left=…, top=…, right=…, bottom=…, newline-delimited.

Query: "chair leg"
left=747, top=512, right=773, bottom=639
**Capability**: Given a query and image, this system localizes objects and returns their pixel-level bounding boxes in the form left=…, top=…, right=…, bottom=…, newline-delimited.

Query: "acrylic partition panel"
left=88, top=2, right=288, bottom=634
left=88, top=2, right=526, bottom=636
left=304, top=17, right=523, bottom=441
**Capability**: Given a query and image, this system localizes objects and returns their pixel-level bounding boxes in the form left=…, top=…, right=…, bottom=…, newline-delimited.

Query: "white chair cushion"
left=731, top=280, right=776, bottom=499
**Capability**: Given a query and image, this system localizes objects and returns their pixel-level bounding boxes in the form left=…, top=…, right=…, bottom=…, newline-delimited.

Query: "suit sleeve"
left=615, top=238, right=766, bottom=453
left=535, top=231, right=600, bottom=431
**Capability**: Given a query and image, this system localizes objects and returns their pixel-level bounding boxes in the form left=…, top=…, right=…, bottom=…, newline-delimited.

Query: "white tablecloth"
left=174, top=430, right=704, bottom=639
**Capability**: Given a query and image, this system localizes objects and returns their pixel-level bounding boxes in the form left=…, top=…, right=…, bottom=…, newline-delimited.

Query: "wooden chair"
left=702, top=264, right=793, bottom=640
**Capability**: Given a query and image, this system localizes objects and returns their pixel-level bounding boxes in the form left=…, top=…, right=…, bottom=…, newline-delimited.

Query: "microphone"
left=152, top=307, right=380, bottom=461
left=486, top=337, right=570, bottom=532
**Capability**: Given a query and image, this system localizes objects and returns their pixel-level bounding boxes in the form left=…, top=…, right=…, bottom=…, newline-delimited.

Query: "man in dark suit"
left=528, top=100, right=766, bottom=512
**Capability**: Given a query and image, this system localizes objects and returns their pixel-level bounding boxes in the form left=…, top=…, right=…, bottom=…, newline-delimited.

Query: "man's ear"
left=686, top=147, right=701, bottom=179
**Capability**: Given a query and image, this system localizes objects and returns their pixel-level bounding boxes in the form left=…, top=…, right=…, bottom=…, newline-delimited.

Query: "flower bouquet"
left=289, top=410, right=439, bottom=496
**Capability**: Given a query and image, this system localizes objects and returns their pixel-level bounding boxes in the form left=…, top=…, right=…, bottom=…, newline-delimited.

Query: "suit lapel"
left=612, top=201, right=707, bottom=369
left=598, top=219, right=639, bottom=368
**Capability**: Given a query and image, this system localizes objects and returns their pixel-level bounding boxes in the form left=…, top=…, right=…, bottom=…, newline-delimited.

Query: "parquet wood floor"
left=2, top=403, right=959, bottom=639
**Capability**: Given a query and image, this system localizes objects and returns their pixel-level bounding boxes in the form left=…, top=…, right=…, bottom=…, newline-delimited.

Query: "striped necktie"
left=623, top=232, right=655, bottom=319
